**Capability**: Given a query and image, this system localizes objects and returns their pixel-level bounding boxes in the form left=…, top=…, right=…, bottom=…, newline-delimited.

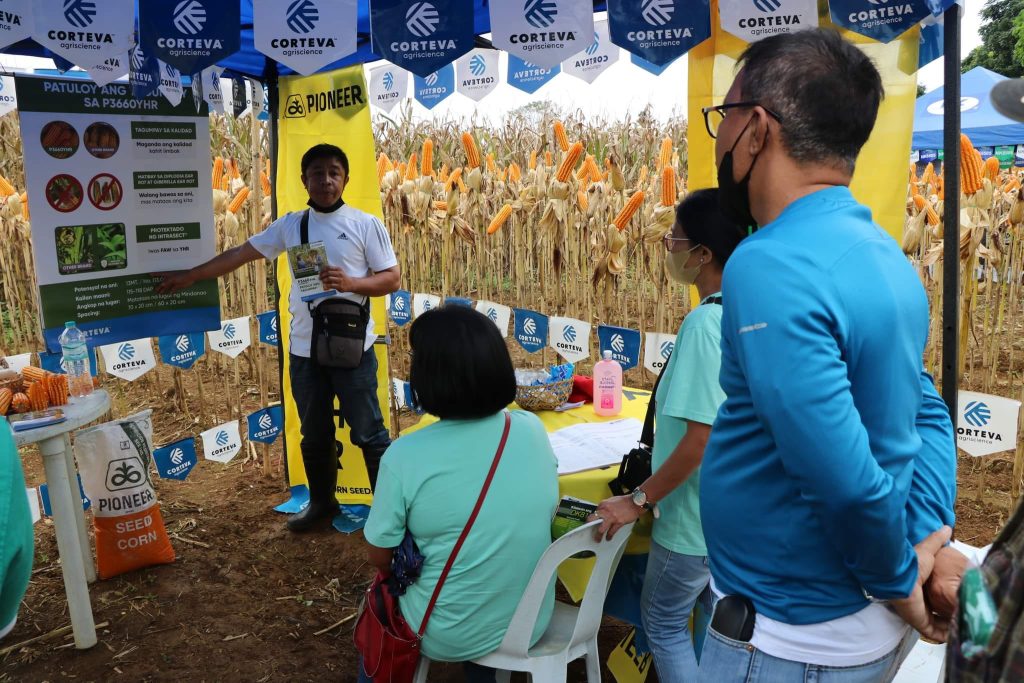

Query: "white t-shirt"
left=248, top=204, right=398, bottom=357
left=710, top=578, right=909, bottom=667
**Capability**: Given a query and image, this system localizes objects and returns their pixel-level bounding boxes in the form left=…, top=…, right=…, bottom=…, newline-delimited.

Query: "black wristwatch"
left=631, top=487, right=660, bottom=519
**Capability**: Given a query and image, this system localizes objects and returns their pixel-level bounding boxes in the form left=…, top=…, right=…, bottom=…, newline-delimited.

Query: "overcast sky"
left=0, top=3, right=985, bottom=124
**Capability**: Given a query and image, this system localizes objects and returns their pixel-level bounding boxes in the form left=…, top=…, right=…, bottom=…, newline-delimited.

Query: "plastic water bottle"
left=59, top=321, right=93, bottom=398
left=593, top=350, right=623, bottom=417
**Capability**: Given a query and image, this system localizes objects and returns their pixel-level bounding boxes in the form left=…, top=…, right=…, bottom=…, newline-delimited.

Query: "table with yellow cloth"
left=401, top=387, right=655, bottom=602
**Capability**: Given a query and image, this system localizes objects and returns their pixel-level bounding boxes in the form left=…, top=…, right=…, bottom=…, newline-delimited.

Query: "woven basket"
left=0, top=371, right=23, bottom=395
left=515, top=377, right=573, bottom=412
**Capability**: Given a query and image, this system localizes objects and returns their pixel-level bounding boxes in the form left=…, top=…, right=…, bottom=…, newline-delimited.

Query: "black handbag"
left=608, top=295, right=721, bottom=496
left=299, top=209, right=370, bottom=369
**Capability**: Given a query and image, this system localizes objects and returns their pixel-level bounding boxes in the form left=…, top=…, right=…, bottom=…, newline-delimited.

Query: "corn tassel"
left=658, top=138, right=672, bottom=169
left=421, top=139, right=434, bottom=176
left=462, top=132, right=481, bottom=168
left=661, top=166, right=676, bottom=206
left=212, top=157, right=224, bottom=190
left=487, top=204, right=513, bottom=235
left=553, top=120, right=569, bottom=152
left=556, top=142, right=584, bottom=183
left=0, top=175, right=15, bottom=197
left=613, top=191, right=645, bottom=230
left=228, top=186, right=250, bottom=213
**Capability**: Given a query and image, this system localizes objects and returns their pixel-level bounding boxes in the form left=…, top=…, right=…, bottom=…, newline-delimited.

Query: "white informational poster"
left=99, top=338, right=156, bottom=381
left=412, top=293, right=441, bottom=318
left=489, top=0, right=594, bottom=69
left=368, top=65, right=409, bottom=112
left=15, top=75, right=220, bottom=352
left=201, top=421, right=242, bottom=464
left=549, top=418, right=643, bottom=474
left=474, top=300, right=511, bottom=338
left=643, top=331, right=676, bottom=375
left=957, top=391, right=1022, bottom=457
left=207, top=316, right=252, bottom=359
left=718, top=0, right=818, bottom=44
left=561, top=20, right=618, bottom=84
left=549, top=316, right=591, bottom=363
left=456, top=49, right=500, bottom=102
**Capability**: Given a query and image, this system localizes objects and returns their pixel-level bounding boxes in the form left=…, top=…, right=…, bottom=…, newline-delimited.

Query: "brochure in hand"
left=8, top=408, right=67, bottom=432
left=287, top=241, right=337, bottom=302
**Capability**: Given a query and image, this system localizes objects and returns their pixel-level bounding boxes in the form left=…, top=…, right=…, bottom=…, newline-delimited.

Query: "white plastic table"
left=13, top=390, right=110, bottom=649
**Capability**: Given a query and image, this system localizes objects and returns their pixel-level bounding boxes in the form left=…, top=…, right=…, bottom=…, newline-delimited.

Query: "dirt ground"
left=0, top=356, right=1015, bottom=682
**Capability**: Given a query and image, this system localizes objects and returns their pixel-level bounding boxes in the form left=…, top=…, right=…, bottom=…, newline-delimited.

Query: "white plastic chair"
left=413, top=519, right=635, bottom=683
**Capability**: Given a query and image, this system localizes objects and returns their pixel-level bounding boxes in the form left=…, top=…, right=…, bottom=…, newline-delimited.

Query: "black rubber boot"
left=361, top=446, right=389, bottom=491
left=287, top=458, right=339, bottom=532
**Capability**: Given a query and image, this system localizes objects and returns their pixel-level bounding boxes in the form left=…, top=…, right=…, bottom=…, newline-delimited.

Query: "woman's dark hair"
left=409, top=306, right=516, bottom=419
left=301, top=143, right=350, bottom=177
left=675, top=188, right=747, bottom=268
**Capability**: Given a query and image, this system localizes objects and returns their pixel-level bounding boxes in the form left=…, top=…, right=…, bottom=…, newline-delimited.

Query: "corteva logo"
left=754, top=0, right=781, bottom=11
left=173, top=0, right=207, bottom=35
left=556, top=324, right=583, bottom=354
left=562, top=326, right=577, bottom=343
left=383, top=71, right=395, bottom=90
left=964, top=401, right=991, bottom=428
left=64, top=0, right=97, bottom=28
left=470, top=54, right=487, bottom=76
left=611, top=334, right=625, bottom=353
left=523, top=318, right=537, bottom=335
left=170, top=447, right=185, bottom=465
left=271, top=317, right=278, bottom=331
left=393, top=296, right=406, bottom=311
left=660, top=340, right=674, bottom=359
left=584, top=31, right=599, bottom=55
left=425, top=72, right=438, bottom=86
left=740, top=0, right=803, bottom=32
left=406, top=2, right=440, bottom=37
left=486, top=308, right=498, bottom=322
left=287, top=0, right=319, bottom=34
left=258, top=414, right=274, bottom=430
left=175, top=335, right=191, bottom=352
left=118, top=343, right=135, bottom=361
left=215, top=430, right=229, bottom=446
left=847, top=1, right=915, bottom=23
left=131, top=46, right=147, bottom=71
left=524, top=0, right=557, bottom=29
left=223, top=323, right=236, bottom=339
left=642, top=0, right=674, bottom=26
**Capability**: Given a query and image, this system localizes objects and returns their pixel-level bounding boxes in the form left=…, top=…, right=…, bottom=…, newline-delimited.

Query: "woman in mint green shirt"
left=0, top=421, right=33, bottom=640
left=363, top=306, right=559, bottom=682
left=593, top=189, right=746, bottom=683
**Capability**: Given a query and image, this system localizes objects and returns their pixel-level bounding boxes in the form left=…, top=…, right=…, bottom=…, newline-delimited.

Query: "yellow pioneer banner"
left=687, top=1, right=919, bottom=242
left=274, top=65, right=389, bottom=506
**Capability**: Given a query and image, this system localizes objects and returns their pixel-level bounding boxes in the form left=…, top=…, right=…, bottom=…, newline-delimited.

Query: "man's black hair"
left=674, top=189, right=747, bottom=268
left=301, top=143, right=350, bottom=177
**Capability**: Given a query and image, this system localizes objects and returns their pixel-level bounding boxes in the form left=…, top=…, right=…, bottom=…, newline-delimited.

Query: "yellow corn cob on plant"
left=228, top=186, right=250, bottom=213
left=229, top=158, right=241, bottom=179
left=21, top=192, right=28, bottom=220
left=545, top=150, right=553, bottom=166
left=960, top=134, right=983, bottom=195
left=577, top=188, right=589, bottom=212
left=260, top=172, right=271, bottom=196
left=0, top=175, right=15, bottom=197
left=405, top=153, right=419, bottom=180
left=212, top=157, right=224, bottom=190
left=508, top=162, right=521, bottom=183
left=553, top=120, right=569, bottom=152
left=377, top=152, right=392, bottom=182
left=614, top=190, right=645, bottom=230
left=487, top=204, right=513, bottom=235
left=529, top=150, right=538, bottom=169
left=556, top=142, right=584, bottom=183
left=462, top=132, right=481, bottom=168
left=661, top=166, right=676, bottom=206
left=658, top=137, right=673, bottom=169
left=984, top=156, right=1000, bottom=182
left=445, top=167, right=463, bottom=191
left=421, top=139, right=434, bottom=176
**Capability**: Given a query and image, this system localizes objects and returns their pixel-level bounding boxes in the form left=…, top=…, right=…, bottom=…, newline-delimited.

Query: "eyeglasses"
left=701, top=101, right=783, bottom=139
left=662, top=234, right=693, bottom=252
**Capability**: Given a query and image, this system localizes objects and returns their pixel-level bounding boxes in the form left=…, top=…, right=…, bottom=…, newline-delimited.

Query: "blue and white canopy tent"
left=914, top=66, right=1024, bottom=150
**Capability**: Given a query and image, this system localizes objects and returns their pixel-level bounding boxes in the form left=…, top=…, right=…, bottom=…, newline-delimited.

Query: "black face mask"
left=307, top=197, right=345, bottom=213
left=717, top=117, right=761, bottom=231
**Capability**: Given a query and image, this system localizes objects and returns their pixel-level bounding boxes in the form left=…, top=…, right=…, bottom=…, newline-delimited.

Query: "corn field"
left=2, top=107, right=1024, bottom=496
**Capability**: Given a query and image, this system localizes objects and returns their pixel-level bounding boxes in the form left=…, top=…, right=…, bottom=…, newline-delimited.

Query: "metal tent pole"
left=941, top=3, right=961, bottom=418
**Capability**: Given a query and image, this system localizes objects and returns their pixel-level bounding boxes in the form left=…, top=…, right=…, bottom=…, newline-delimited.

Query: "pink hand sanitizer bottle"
left=593, top=350, right=623, bottom=417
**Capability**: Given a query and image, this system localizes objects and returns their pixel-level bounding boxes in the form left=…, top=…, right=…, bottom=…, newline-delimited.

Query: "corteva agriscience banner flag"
left=0, top=0, right=33, bottom=51
left=608, top=0, right=710, bottom=66
left=507, top=54, right=559, bottom=94
left=254, top=0, right=358, bottom=76
left=718, top=0, right=818, bottom=44
left=139, top=0, right=240, bottom=74
left=368, top=64, right=409, bottom=112
left=828, top=0, right=936, bottom=44
left=490, top=0, right=594, bottom=70
left=371, top=0, right=475, bottom=78
left=130, top=44, right=161, bottom=99
left=15, top=75, right=220, bottom=352
left=413, top=63, right=455, bottom=109
left=86, top=53, right=129, bottom=88
left=456, top=49, right=499, bottom=101
left=561, top=20, right=618, bottom=84
left=33, top=0, right=133, bottom=67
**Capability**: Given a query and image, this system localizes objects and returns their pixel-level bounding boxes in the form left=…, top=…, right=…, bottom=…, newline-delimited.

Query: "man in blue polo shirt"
left=697, top=29, right=959, bottom=680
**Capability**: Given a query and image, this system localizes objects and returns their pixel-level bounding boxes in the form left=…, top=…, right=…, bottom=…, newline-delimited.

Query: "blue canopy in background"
left=1, top=0, right=608, bottom=80
left=913, top=67, right=1024, bottom=149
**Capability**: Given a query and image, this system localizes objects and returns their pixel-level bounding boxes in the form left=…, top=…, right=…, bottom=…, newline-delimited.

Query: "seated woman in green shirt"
left=363, top=306, right=559, bottom=682
left=0, top=421, right=34, bottom=640
left=591, top=189, right=746, bottom=683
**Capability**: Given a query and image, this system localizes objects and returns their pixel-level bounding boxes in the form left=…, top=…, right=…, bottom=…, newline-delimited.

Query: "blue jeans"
left=698, top=622, right=918, bottom=683
left=289, top=350, right=391, bottom=489
left=641, top=541, right=712, bottom=683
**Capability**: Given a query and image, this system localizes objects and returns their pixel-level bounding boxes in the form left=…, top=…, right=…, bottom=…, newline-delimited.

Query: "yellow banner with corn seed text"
left=275, top=65, right=390, bottom=506
left=687, top=0, right=919, bottom=242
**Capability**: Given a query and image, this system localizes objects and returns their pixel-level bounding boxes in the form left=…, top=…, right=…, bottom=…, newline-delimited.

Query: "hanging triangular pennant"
left=513, top=308, right=548, bottom=354
left=388, top=290, right=412, bottom=326
left=474, top=300, right=511, bottom=338
left=247, top=406, right=284, bottom=444
left=0, top=0, right=33, bottom=51
left=33, top=0, right=134, bottom=67
left=597, top=325, right=641, bottom=370
left=413, top=64, right=455, bottom=109
left=0, top=75, right=17, bottom=117
left=250, top=78, right=269, bottom=121
left=257, top=311, right=280, bottom=346
left=630, top=52, right=679, bottom=76
left=643, top=331, right=675, bottom=375
left=719, top=0, right=818, bottom=45
left=828, top=0, right=933, bottom=43
left=130, top=43, right=161, bottom=99
left=99, top=338, right=156, bottom=381
left=490, top=0, right=594, bottom=69
left=369, top=65, right=409, bottom=112
left=152, top=437, right=198, bottom=480
left=139, top=0, right=240, bottom=74
left=445, top=296, right=472, bottom=308
left=549, top=316, right=591, bottom=363
left=254, top=0, right=358, bottom=75
left=158, top=332, right=206, bottom=370
left=561, top=20, right=618, bottom=84
left=456, top=49, right=500, bottom=102
left=412, top=293, right=441, bottom=317
left=507, top=54, right=559, bottom=94
left=200, top=421, right=242, bottom=463
left=207, top=316, right=251, bottom=359
left=608, top=0, right=711, bottom=66
left=87, top=53, right=129, bottom=87
left=957, top=391, right=1022, bottom=457
left=370, top=0, right=475, bottom=78
left=38, top=347, right=98, bottom=377
left=159, top=61, right=183, bottom=106
left=200, top=66, right=225, bottom=114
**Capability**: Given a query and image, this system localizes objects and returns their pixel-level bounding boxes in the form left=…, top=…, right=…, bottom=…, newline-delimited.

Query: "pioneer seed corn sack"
left=74, top=410, right=175, bottom=579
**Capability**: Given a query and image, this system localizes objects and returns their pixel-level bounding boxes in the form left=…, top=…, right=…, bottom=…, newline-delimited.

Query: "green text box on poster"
left=131, top=122, right=197, bottom=140
left=137, top=222, right=202, bottom=242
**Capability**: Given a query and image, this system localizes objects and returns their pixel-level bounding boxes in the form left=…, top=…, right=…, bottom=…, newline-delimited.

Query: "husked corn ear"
left=0, top=175, right=15, bottom=197
left=228, top=187, right=250, bottom=213
left=445, top=167, right=463, bottom=191
left=21, top=192, right=28, bottom=220
left=913, top=194, right=939, bottom=226
left=960, top=134, right=983, bottom=195
left=221, top=175, right=230, bottom=191
left=639, top=165, right=649, bottom=184
left=658, top=137, right=672, bottom=169
left=909, top=164, right=918, bottom=184
left=613, top=190, right=644, bottom=230
left=405, top=153, right=419, bottom=180
left=529, top=151, right=538, bottom=170
left=229, top=158, right=241, bottom=180
left=486, top=153, right=497, bottom=173
left=439, top=163, right=450, bottom=182
left=487, top=204, right=513, bottom=235
left=922, top=162, right=934, bottom=184
left=421, top=139, right=434, bottom=176
left=545, top=150, right=553, bottom=166
left=508, top=162, right=521, bottom=183
left=585, top=155, right=602, bottom=183
left=661, top=166, right=676, bottom=206
left=1004, top=177, right=1021, bottom=193
left=457, top=175, right=468, bottom=193
left=984, top=155, right=1000, bottom=181
left=377, top=153, right=392, bottom=182
left=556, top=142, right=584, bottom=182
left=212, top=157, right=224, bottom=190
left=553, top=120, right=569, bottom=152
left=576, top=163, right=589, bottom=181
left=260, top=171, right=271, bottom=196
left=577, top=189, right=589, bottom=211
left=462, top=132, right=481, bottom=168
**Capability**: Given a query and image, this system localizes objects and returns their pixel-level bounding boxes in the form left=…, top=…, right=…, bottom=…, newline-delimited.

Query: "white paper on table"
left=548, top=418, right=642, bottom=475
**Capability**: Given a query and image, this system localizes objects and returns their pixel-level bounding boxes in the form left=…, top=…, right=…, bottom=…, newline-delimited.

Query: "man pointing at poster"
left=156, top=144, right=400, bottom=533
